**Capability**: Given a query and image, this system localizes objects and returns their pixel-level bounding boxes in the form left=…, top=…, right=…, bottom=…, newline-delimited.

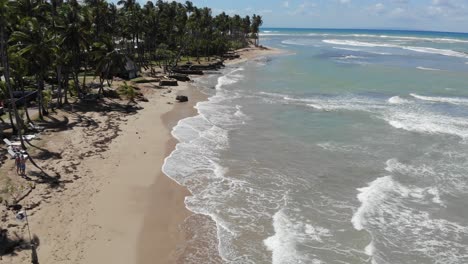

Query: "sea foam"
left=352, top=168, right=468, bottom=263
left=264, top=210, right=330, bottom=264
left=388, top=96, right=411, bottom=104
left=410, top=93, right=468, bottom=106
left=416, top=66, right=441, bottom=71
left=324, top=39, right=468, bottom=58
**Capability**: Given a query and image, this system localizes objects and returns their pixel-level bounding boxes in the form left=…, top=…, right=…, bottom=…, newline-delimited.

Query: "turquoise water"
left=164, top=29, right=468, bottom=263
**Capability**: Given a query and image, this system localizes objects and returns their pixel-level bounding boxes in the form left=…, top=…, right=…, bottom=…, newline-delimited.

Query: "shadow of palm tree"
left=0, top=229, right=40, bottom=263
left=26, top=171, right=72, bottom=189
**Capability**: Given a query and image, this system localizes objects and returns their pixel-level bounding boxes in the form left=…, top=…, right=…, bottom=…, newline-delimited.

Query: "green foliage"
left=118, top=81, right=136, bottom=102
left=1, top=0, right=263, bottom=109
left=0, top=81, right=6, bottom=101
left=42, top=89, right=52, bottom=107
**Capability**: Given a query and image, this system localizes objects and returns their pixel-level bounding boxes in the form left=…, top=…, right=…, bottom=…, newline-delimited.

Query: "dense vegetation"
left=0, top=0, right=263, bottom=135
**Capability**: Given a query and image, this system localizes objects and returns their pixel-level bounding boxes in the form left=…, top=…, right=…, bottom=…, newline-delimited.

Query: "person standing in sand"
left=19, top=154, right=27, bottom=176
left=15, top=153, right=21, bottom=175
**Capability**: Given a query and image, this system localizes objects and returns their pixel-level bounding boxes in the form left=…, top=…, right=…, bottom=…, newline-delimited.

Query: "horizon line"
left=260, top=27, right=468, bottom=35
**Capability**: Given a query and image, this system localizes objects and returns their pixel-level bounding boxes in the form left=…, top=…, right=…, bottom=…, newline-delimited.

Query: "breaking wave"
left=323, top=39, right=468, bottom=59
left=410, top=93, right=468, bottom=106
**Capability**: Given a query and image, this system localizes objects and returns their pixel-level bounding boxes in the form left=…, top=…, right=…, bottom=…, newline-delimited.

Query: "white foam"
left=364, top=241, right=374, bottom=256
left=214, top=67, right=244, bottom=90
left=324, top=39, right=468, bottom=59
left=384, top=107, right=468, bottom=139
left=264, top=210, right=329, bottom=264
left=304, top=224, right=331, bottom=242
left=404, top=46, right=468, bottom=58
left=333, top=47, right=362, bottom=52
left=352, top=176, right=394, bottom=231
left=388, top=96, right=411, bottom=104
left=281, top=39, right=308, bottom=46
left=416, top=66, right=441, bottom=71
left=385, top=158, right=436, bottom=176
left=410, top=93, right=468, bottom=106
left=324, top=39, right=394, bottom=48
left=333, top=46, right=391, bottom=55
left=317, top=142, right=369, bottom=154
left=377, top=35, right=468, bottom=44
left=270, top=92, right=468, bottom=139
left=339, top=55, right=367, bottom=60
left=264, top=210, right=303, bottom=264
left=307, top=103, right=325, bottom=110
left=352, top=170, right=468, bottom=262
left=352, top=172, right=445, bottom=232
left=234, top=105, right=247, bottom=118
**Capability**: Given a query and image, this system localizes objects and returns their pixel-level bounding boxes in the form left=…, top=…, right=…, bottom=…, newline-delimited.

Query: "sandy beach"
left=0, top=45, right=283, bottom=264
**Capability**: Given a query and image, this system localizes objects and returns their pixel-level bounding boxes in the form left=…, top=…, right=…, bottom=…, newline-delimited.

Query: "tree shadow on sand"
left=25, top=171, right=73, bottom=189
left=0, top=229, right=40, bottom=263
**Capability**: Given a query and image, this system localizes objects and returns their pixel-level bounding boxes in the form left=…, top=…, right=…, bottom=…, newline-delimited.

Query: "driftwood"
left=176, top=95, right=188, bottom=102
left=172, top=60, right=224, bottom=74
left=222, top=53, right=240, bottom=60
left=159, top=79, right=178, bottom=86
left=171, top=68, right=203, bottom=75
left=168, top=73, right=190, bottom=82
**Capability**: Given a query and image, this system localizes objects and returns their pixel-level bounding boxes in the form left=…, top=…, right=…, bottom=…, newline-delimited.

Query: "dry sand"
left=0, top=45, right=285, bottom=264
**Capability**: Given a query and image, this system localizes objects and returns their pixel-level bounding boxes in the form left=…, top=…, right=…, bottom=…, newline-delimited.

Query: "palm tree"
left=10, top=17, right=55, bottom=119
left=59, top=0, right=90, bottom=98
left=0, top=0, right=26, bottom=148
left=251, top=14, right=263, bottom=47
left=91, top=41, right=125, bottom=95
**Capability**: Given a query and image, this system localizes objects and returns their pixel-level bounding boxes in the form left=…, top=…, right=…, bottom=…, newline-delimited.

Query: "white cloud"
left=427, top=0, right=467, bottom=18
left=368, top=3, right=386, bottom=14
left=288, top=1, right=317, bottom=16
left=283, top=1, right=289, bottom=8
left=392, top=0, right=409, bottom=4
left=432, top=0, right=456, bottom=8
left=339, top=0, right=350, bottom=4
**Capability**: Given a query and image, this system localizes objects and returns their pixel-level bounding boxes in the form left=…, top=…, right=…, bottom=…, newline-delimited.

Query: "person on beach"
left=15, top=153, right=21, bottom=175
left=19, top=154, right=26, bottom=176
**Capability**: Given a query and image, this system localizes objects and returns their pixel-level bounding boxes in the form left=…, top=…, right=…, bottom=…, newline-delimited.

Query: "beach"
left=0, top=45, right=281, bottom=264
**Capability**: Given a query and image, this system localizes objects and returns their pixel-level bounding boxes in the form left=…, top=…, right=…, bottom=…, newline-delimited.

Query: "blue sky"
left=115, top=0, right=468, bottom=33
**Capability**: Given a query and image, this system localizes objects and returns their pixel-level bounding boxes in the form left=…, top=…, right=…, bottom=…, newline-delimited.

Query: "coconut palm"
left=0, top=0, right=26, bottom=148
left=10, top=17, right=55, bottom=119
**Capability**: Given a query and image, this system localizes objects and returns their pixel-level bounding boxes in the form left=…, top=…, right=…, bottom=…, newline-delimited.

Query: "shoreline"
left=0, top=45, right=285, bottom=264
left=136, top=82, right=207, bottom=264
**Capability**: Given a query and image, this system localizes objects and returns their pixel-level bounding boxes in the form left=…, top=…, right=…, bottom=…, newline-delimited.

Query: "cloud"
left=288, top=1, right=317, bottom=16
left=368, top=3, right=386, bottom=15
left=339, top=0, right=350, bottom=4
left=392, top=0, right=409, bottom=4
left=427, top=0, right=467, bottom=18
left=283, top=1, right=289, bottom=8
left=432, top=0, right=456, bottom=8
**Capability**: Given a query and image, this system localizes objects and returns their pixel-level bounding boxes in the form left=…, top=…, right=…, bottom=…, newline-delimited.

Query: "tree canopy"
left=0, top=0, right=263, bottom=114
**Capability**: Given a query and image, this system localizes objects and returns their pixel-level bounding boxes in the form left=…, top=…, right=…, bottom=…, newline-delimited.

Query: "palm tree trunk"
left=1, top=24, right=26, bottom=149
left=36, top=78, right=44, bottom=120
left=7, top=106, right=15, bottom=132
left=20, top=79, right=32, bottom=124
left=57, top=65, right=63, bottom=107
left=63, top=73, right=69, bottom=104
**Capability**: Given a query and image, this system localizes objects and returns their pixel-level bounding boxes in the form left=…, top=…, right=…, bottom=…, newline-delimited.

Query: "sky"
left=114, top=0, right=468, bottom=33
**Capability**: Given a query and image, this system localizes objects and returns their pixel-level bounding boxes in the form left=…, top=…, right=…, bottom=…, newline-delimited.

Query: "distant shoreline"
left=261, top=27, right=468, bottom=35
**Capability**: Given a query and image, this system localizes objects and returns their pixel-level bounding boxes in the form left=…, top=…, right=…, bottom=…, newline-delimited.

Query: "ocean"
left=163, top=28, right=468, bottom=263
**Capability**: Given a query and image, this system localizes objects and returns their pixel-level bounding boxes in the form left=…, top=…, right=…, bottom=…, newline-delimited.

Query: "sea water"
left=163, top=28, right=468, bottom=263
